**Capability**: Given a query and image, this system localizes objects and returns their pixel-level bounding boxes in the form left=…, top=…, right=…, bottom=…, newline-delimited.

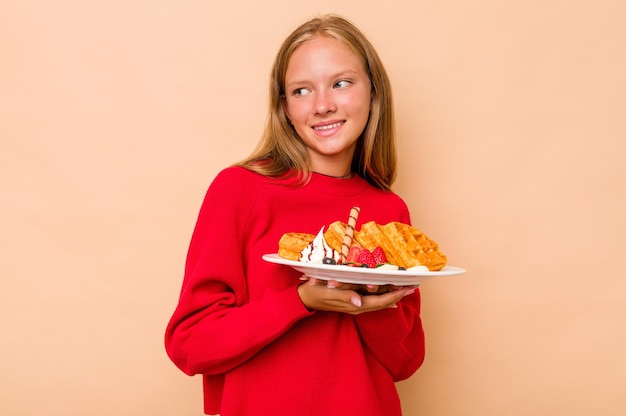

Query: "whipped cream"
left=300, top=227, right=340, bottom=263
left=407, top=265, right=429, bottom=272
left=375, top=263, right=429, bottom=272
left=376, top=263, right=399, bottom=271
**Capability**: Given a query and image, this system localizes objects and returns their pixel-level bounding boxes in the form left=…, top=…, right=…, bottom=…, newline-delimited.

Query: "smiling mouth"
left=313, top=121, right=344, bottom=131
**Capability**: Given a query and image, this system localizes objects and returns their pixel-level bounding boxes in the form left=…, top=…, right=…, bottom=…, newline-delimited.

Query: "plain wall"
left=1, top=1, right=624, bottom=415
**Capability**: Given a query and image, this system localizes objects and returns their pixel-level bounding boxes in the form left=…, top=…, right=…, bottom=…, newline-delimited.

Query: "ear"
left=281, top=95, right=291, bottom=121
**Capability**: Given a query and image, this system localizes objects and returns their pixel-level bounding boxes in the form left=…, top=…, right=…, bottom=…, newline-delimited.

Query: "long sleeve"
left=354, top=290, right=425, bottom=381
left=164, top=169, right=313, bottom=376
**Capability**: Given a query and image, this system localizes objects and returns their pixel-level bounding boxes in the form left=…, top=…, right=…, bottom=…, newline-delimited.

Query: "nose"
left=314, top=89, right=336, bottom=115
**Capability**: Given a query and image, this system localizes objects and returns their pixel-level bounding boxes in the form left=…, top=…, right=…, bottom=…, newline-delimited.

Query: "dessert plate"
left=262, top=254, right=466, bottom=285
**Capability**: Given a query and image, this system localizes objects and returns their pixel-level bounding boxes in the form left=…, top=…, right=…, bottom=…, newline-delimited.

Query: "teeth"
left=314, top=122, right=342, bottom=131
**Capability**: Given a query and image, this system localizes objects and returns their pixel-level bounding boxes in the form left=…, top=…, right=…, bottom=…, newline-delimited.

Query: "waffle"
left=277, top=232, right=315, bottom=261
left=355, top=221, right=447, bottom=271
left=323, top=221, right=352, bottom=253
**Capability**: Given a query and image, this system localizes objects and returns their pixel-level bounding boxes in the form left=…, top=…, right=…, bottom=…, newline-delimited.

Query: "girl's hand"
left=297, top=276, right=417, bottom=315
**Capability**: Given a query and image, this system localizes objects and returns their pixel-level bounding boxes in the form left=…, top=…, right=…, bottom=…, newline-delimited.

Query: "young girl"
left=165, top=14, right=425, bottom=416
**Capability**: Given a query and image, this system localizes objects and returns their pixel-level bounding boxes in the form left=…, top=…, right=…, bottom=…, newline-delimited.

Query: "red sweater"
left=165, top=167, right=425, bottom=415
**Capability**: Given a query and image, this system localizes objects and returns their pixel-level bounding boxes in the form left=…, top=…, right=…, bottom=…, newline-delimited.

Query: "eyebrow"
left=285, top=69, right=362, bottom=89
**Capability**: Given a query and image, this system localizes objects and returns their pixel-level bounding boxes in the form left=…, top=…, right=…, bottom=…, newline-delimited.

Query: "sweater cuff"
left=267, top=284, right=316, bottom=325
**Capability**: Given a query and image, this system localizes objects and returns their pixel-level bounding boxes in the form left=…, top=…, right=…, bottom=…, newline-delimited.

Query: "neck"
left=313, top=170, right=353, bottom=179
left=307, top=149, right=355, bottom=179
left=308, top=160, right=353, bottom=179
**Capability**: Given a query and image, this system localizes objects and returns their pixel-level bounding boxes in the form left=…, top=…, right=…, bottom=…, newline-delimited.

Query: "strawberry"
left=346, top=246, right=363, bottom=263
left=372, top=246, right=388, bottom=265
left=356, top=248, right=376, bottom=268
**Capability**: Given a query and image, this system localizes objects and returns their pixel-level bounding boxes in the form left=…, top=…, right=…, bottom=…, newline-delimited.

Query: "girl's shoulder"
left=209, top=165, right=282, bottom=192
left=207, top=166, right=296, bottom=201
left=213, top=165, right=265, bottom=183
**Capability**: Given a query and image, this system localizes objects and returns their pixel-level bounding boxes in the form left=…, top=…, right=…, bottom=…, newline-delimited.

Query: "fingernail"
left=403, top=289, right=416, bottom=297
left=367, top=284, right=375, bottom=289
left=351, top=296, right=362, bottom=307
left=388, top=303, right=398, bottom=309
left=327, top=283, right=337, bottom=289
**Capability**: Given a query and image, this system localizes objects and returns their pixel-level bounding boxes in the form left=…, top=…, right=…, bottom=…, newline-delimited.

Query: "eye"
left=292, top=87, right=310, bottom=96
left=334, top=80, right=352, bottom=89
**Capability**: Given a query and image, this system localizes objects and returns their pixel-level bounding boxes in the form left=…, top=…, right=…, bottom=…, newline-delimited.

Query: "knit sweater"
left=165, top=167, right=425, bottom=416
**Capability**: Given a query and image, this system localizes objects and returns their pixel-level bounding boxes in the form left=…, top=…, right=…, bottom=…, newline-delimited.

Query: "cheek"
left=349, top=98, right=372, bottom=123
left=283, top=101, right=308, bottom=124
left=340, top=90, right=371, bottom=114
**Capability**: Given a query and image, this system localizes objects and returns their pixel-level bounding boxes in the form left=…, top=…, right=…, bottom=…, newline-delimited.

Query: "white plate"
left=262, top=254, right=466, bottom=285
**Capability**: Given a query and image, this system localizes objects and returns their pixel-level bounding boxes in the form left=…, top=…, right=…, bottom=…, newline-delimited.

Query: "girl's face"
left=282, top=36, right=372, bottom=175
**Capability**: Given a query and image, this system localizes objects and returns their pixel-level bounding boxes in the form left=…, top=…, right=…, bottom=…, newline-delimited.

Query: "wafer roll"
left=340, top=206, right=360, bottom=262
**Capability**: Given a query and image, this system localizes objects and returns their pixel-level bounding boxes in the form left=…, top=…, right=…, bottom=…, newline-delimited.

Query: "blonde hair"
left=237, top=14, right=397, bottom=191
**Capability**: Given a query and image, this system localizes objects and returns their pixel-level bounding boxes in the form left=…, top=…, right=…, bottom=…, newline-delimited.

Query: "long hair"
left=236, top=14, right=397, bottom=191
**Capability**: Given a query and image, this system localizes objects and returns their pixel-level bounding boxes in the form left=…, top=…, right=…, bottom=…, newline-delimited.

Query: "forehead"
left=285, top=36, right=365, bottom=79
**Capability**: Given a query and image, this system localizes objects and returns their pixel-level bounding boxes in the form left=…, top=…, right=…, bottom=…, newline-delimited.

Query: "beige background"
left=1, top=0, right=625, bottom=415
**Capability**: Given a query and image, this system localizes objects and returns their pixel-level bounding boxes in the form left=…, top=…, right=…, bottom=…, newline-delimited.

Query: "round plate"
left=262, top=254, right=465, bottom=285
